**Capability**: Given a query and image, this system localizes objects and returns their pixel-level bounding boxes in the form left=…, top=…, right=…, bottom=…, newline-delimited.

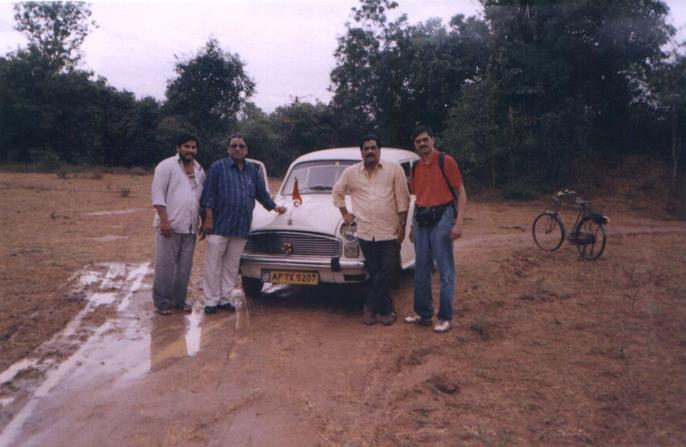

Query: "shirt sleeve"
left=151, top=161, right=170, bottom=207
left=196, top=165, right=206, bottom=187
left=332, top=166, right=351, bottom=208
left=444, top=155, right=463, bottom=189
left=200, top=164, right=217, bottom=209
left=393, top=163, right=410, bottom=213
left=253, top=164, right=276, bottom=210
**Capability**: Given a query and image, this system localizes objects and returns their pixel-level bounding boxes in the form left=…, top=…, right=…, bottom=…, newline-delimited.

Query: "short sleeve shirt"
left=411, top=150, right=463, bottom=208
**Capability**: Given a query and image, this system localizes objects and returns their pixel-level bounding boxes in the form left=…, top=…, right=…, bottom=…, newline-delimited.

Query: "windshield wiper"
left=307, top=185, right=332, bottom=191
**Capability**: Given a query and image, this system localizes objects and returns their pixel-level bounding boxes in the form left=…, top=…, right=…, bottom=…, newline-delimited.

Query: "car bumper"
left=240, top=254, right=368, bottom=284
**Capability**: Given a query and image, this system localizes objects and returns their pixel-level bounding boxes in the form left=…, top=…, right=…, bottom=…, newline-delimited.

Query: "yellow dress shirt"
left=332, top=161, right=410, bottom=241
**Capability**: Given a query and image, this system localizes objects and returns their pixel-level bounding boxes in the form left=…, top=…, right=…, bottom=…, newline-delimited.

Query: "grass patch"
left=470, top=317, right=494, bottom=341
left=129, top=166, right=147, bottom=176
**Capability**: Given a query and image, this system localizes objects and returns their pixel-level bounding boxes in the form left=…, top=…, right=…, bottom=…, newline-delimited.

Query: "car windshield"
left=281, top=160, right=356, bottom=195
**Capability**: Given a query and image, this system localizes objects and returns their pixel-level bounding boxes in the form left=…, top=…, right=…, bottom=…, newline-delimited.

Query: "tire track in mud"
left=0, top=262, right=151, bottom=447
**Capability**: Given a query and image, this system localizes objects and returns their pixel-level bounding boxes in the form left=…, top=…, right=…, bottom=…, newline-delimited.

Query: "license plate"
left=261, top=270, right=319, bottom=285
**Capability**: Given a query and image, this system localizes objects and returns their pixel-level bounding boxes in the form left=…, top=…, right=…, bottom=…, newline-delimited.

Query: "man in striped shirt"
left=200, top=133, right=286, bottom=314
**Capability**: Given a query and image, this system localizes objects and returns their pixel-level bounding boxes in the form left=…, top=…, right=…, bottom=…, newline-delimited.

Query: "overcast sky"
left=1, top=0, right=684, bottom=113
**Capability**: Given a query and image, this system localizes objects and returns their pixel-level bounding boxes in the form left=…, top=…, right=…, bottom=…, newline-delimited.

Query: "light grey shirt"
left=151, top=155, right=206, bottom=234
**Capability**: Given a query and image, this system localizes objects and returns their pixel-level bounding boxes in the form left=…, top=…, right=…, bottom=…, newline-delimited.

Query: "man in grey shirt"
left=151, top=133, right=206, bottom=315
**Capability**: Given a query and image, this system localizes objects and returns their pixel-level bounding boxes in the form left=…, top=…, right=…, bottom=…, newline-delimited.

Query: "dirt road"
left=1, top=172, right=685, bottom=446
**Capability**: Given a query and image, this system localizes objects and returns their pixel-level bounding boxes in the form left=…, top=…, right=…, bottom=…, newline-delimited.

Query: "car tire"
left=242, top=277, right=263, bottom=297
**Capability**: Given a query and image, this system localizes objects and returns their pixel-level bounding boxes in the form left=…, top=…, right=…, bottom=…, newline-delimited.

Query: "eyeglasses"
left=229, top=144, right=246, bottom=149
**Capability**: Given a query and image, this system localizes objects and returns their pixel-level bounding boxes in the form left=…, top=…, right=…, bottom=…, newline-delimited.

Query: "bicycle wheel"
left=576, top=217, right=606, bottom=260
left=532, top=212, right=565, bottom=251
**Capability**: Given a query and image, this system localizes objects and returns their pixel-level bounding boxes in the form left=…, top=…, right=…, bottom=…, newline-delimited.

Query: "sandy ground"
left=0, top=170, right=685, bottom=446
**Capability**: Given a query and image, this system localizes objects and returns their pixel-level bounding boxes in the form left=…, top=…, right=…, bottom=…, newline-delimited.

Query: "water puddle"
left=0, top=261, right=249, bottom=446
left=88, top=235, right=129, bottom=242
left=84, top=208, right=145, bottom=216
left=0, top=262, right=150, bottom=446
left=184, top=311, right=203, bottom=357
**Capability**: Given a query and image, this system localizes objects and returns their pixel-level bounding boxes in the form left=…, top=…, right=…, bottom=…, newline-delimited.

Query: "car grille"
left=245, top=231, right=341, bottom=257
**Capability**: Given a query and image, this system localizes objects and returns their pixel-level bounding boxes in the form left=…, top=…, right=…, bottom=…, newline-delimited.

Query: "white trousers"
left=202, top=235, right=247, bottom=306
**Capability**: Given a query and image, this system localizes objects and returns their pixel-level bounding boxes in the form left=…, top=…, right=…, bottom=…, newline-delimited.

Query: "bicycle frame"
left=550, top=190, right=605, bottom=238
left=533, top=189, right=609, bottom=260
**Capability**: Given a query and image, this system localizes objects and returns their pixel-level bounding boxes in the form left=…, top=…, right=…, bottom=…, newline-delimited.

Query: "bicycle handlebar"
left=553, top=189, right=590, bottom=208
left=555, top=189, right=577, bottom=198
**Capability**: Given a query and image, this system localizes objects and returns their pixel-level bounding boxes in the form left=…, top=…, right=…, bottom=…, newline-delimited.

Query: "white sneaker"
left=433, top=320, right=452, bottom=333
left=404, top=314, right=433, bottom=326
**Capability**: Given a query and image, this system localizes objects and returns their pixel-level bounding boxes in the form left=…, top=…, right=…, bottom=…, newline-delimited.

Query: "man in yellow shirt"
left=332, top=135, right=410, bottom=325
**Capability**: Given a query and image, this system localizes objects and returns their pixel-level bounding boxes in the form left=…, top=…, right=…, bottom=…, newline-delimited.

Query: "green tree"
left=650, top=47, right=686, bottom=189
left=164, top=38, right=255, bottom=142
left=13, top=1, right=96, bottom=71
left=330, top=0, right=489, bottom=145
left=234, top=102, right=282, bottom=172
left=0, top=48, right=102, bottom=164
left=270, top=99, right=340, bottom=165
left=474, top=0, right=674, bottom=186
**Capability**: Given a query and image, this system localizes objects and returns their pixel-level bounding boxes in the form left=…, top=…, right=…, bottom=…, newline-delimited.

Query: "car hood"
left=251, top=194, right=347, bottom=235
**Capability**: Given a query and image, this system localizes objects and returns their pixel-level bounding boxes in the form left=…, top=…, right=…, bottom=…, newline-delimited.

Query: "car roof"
left=292, top=147, right=419, bottom=164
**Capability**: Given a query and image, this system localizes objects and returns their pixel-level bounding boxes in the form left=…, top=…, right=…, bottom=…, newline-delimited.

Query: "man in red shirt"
left=405, top=125, right=467, bottom=333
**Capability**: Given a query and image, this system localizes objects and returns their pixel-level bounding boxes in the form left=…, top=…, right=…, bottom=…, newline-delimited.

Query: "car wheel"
left=242, top=277, right=263, bottom=297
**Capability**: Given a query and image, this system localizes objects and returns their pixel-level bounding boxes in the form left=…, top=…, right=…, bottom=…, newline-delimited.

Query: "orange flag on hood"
left=292, top=178, right=303, bottom=206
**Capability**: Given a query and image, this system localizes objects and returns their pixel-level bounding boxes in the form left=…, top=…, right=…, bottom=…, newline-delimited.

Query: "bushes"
left=501, top=183, right=536, bottom=201
left=31, top=147, right=64, bottom=173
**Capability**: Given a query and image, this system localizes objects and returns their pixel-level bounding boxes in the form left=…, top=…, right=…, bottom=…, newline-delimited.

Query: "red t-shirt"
left=411, top=150, right=463, bottom=207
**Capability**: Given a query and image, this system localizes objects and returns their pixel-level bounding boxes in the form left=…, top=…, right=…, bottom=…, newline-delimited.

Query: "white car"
left=240, top=147, right=419, bottom=296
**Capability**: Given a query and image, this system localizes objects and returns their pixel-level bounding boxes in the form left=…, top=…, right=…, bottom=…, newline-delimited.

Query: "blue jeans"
left=413, top=207, right=456, bottom=321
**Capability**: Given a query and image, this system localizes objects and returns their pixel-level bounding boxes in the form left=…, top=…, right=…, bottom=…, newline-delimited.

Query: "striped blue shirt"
left=201, top=158, right=276, bottom=238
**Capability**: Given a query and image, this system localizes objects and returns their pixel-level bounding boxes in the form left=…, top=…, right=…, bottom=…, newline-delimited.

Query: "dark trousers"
left=359, top=239, right=400, bottom=315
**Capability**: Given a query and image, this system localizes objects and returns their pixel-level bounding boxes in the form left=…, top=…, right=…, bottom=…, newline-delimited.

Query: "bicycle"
left=532, top=189, right=610, bottom=260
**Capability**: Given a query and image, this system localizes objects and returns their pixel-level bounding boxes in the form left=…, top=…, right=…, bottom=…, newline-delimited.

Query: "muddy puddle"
left=0, top=262, right=249, bottom=446
left=87, top=235, right=129, bottom=242
left=84, top=208, right=146, bottom=216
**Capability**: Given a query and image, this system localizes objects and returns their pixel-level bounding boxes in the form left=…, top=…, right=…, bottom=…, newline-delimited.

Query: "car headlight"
left=339, top=223, right=358, bottom=242
left=343, top=243, right=360, bottom=258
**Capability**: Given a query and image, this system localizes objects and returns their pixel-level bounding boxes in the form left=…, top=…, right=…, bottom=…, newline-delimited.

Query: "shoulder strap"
left=438, top=152, right=456, bottom=201
left=412, top=152, right=457, bottom=214
left=439, top=152, right=458, bottom=216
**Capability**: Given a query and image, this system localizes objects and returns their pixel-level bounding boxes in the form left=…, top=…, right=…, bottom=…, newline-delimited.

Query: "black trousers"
left=359, top=239, right=400, bottom=315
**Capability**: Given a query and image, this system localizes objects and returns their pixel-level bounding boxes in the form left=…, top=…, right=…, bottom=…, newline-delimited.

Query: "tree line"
left=0, top=0, right=684, bottom=191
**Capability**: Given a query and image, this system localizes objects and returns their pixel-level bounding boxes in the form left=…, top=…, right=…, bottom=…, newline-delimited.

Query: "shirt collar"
left=228, top=157, right=251, bottom=171
left=357, top=161, right=384, bottom=172
left=176, top=152, right=199, bottom=171
left=419, top=149, right=439, bottom=166
left=176, top=154, right=200, bottom=171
